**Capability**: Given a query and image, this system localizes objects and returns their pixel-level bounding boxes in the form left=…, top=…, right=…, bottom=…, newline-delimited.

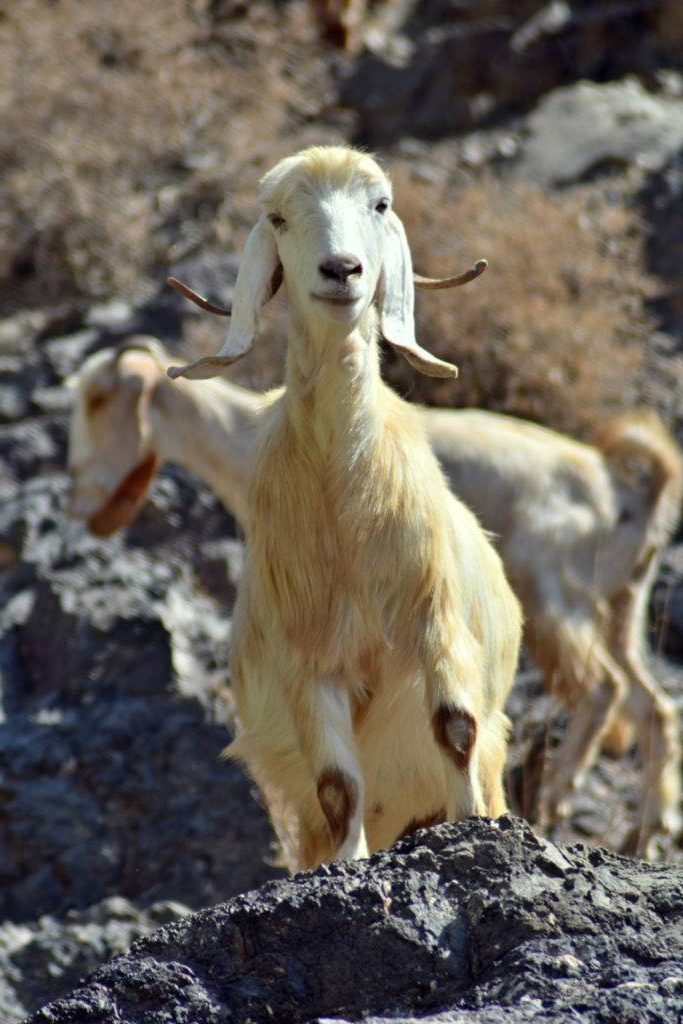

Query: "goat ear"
left=379, top=212, right=458, bottom=380
left=168, top=216, right=281, bottom=380
left=88, top=454, right=160, bottom=537
left=87, top=365, right=159, bottom=536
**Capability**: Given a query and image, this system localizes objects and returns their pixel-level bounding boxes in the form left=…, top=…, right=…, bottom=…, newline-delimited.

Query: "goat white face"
left=168, top=147, right=459, bottom=381
left=265, top=172, right=390, bottom=330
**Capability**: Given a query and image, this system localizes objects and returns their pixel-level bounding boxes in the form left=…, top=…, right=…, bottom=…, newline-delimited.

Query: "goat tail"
left=593, top=409, right=683, bottom=544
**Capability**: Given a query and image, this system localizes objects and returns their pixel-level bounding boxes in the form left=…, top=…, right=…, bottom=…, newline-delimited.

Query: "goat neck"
left=152, top=374, right=260, bottom=528
left=283, top=300, right=383, bottom=450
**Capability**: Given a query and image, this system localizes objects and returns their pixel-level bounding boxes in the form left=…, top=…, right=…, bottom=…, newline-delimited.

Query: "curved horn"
left=413, top=259, right=488, bottom=290
left=168, top=218, right=282, bottom=380
left=167, top=277, right=233, bottom=316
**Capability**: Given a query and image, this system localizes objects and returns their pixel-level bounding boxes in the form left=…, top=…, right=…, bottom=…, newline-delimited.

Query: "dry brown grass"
left=388, top=166, right=655, bottom=436
left=0, top=0, right=343, bottom=309
left=0, top=1, right=660, bottom=435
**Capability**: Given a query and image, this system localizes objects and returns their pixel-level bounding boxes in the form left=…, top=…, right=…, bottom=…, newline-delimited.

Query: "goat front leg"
left=423, top=626, right=487, bottom=820
left=295, top=677, right=369, bottom=863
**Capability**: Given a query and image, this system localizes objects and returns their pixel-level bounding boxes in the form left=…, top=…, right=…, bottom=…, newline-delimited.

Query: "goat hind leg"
left=536, top=642, right=627, bottom=831
left=608, top=586, right=681, bottom=853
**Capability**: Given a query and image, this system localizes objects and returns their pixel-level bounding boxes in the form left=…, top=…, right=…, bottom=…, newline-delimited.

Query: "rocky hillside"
left=26, top=819, right=683, bottom=1024
left=1, top=1, right=683, bottom=1020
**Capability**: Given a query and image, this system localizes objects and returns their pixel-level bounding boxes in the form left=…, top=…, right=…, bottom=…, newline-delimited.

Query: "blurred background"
left=1, top=2, right=683, bottom=1019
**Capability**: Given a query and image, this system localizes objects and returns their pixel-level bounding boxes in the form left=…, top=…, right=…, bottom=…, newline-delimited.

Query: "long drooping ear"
left=379, top=211, right=458, bottom=380
left=87, top=359, right=161, bottom=536
left=87, top=454, right=160, bottom=537
left=168, top=216, right=281, bottom=380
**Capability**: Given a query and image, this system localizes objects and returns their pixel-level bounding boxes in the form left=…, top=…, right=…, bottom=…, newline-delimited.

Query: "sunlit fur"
left=180, top=147, right=522, bottom=868
left=70, top=340, right=682, bottom=859
left=424, top=407, right=683, bottom=856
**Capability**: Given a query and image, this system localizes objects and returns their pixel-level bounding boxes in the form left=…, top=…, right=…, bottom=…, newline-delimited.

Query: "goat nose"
left=319, top=253, right=363, bottom=282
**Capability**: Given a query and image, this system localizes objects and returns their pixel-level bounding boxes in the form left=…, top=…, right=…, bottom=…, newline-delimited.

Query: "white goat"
left=426, top=407, right=682, bottom=857
left=68, top=338, right=682, bottom=858
left=167, top=146, right=522, bottom=868
left=68, top=339, right=261, bottom=535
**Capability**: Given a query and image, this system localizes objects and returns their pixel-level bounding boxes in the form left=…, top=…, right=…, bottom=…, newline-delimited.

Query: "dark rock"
left=0, top=421, right=61, bottom=483
left=43, top=330, right=101, bottom=380
left=0, top=699, right=280, bottom=923
left=0, top=384, right=30, bottom=424
left=653, top=543, right=683, bottom=661
left=0, top=896, right=191, bottom=1024
left=0, top=465, right=277, bottom=924
left=640, top=147, right=683, bottom=341
left=26, top=818, right=683, bottom=1024
left=344, top=0, right=682, bottom=144
left=168, top=249, right=241, bottom=315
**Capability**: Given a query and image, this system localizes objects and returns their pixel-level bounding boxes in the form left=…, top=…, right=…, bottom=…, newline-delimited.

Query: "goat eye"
left=374, top=199, right=389, bottom=215
left=268, top=213, right=286, bottom=230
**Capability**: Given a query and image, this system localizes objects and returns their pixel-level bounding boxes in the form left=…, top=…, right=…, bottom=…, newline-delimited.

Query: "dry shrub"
left=0, top=1, right=659, bottom=435
left=0, top=0, right=343, bottom=310
left=387, top=166, right=655, bottom=436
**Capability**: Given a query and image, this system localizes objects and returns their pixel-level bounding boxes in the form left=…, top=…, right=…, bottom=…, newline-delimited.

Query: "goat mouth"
left=311, top=293, right=361, bottom=307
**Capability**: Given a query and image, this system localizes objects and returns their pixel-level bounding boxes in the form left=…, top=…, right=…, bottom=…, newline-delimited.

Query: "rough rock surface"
left=640, top=148, right=683, bottom=341
left=514, top=77, right=683, bottom=184
left=344, top=0, right=682, bottom=144
left=0, top=315, right=284, bottom=932
left=0, top=897, right=191, bottom=1024
left=28, top=818, right=683, bottom=1024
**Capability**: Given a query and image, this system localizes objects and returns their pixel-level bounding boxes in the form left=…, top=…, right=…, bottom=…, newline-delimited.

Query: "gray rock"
left=0, top=468, right=279, bottom=923
left=639, top=148, right=683, bottom=342
left=0, top=420, right=61, bottom=483
left=43, top=330, right=101, bottom=380
left=85, top=300, right=137, bottom=332
left=0, top=897, right=191, bottom=1024
left=0, top=698, right=280, bottom=922
left=168, top=250, right=241, bottom=315
left=0, top=384, right=30, bottom=424
left=515, top=78, right=683, bottom=184
left=26, top=818, right=683, bottom=1024
left=343, top=1, right=678, bottom=144
left=653, top=544, right=683, bottom=662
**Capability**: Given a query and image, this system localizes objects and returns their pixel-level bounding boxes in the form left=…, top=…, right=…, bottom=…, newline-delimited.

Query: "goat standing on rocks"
left=68, top=339, right=682, bottom=859
left=168, top=147, right=522, bottom=869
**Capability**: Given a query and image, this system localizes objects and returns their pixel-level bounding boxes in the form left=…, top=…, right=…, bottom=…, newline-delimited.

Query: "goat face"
left=261, top=148, right=391, bottom=331
left=68, top=344, right=160, bottom=536
left=168, top=147, right=459, bottom=381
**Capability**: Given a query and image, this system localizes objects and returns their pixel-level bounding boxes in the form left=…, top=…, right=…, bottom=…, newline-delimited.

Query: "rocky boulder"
left=28, top=817, right=683, bottom=1024
left=513, top=78, right=683, bottom=185
left=344, top=0, right=683, bottom=144
left=0, top=316, right=282, bottom=926
left=0, top=897, right=192, bottom=1024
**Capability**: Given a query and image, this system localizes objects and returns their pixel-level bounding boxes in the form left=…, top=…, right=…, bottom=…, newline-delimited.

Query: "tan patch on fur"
left=396, top=807, right=447, bottom=842
left=432, top=704, right=477, bottom=770
left=88, top=454, right=159, bottom=536
left=317, top=768, right=357, bottom=846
